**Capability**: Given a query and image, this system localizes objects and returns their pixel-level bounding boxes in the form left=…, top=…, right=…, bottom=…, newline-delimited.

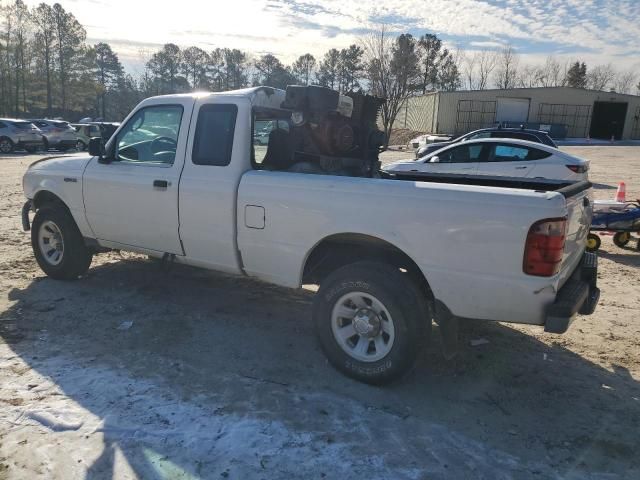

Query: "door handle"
left=515, top=166, right=528, bottom=169
left=153, top=180, right=169, bottom=188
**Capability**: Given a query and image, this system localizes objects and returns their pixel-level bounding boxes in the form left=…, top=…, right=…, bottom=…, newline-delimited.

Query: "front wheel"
left=76, top=140, right=86, bottom=151
left=31, top=205, right=93, bottom=280
left=313, top=261, right=430, bottom=384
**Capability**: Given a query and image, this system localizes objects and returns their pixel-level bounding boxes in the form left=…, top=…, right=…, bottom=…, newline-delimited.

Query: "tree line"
left=1, top=0, right=638, bottom=132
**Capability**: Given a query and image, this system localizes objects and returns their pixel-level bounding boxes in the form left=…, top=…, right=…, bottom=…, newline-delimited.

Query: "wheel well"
left=0, top=135, right=13, bottom=142
left=302, top=233, right=434, bottom=301
left=33, top=191, right=69, bottom=213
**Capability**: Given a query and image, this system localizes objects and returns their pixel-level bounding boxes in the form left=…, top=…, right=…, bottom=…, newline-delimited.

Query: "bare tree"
left=362, top=26, right=419, bottom=145
left=539, top=56, right=566, bottom=87
left=460, top=50, right=476, bottom=90
left=587, top=63, right=615, bottom=91
left=476, top=50, right=497, bottom=90
left=612, top=70, right=636, bottom=94
left=494, top=45, right=518, bottom=89
left=517, top=64, right=543, bottom=88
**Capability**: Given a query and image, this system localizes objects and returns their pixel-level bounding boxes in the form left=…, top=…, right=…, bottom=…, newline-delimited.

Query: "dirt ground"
left=0, top=147, right=639, bottom=479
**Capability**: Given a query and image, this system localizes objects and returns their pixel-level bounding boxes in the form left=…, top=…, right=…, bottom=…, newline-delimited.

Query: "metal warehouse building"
left=397, top=87, right=640, bottom=140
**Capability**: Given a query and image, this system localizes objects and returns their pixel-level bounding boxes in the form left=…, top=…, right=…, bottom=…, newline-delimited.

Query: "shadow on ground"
left=2, top=257, right=639, bottom=479
left=598, top=248, right=640, bottom=267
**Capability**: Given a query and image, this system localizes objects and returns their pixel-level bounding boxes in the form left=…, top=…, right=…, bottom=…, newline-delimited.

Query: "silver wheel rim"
left=331, top=291, right=395, bottom=362
left=76, top=140, right=84, bottom=150
left=0, top=140, right=11, bottom=153
left=38, top=220, right=64, bottom=266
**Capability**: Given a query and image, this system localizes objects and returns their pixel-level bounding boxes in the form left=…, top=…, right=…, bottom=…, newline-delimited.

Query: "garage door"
left=496, top=98, right=530, bottom=123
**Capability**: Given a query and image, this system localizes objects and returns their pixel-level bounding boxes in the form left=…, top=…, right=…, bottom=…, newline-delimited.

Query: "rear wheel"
left=313, top=261, right=430, bottom=384
left=31, top=205, right=93, bottom=280
left=613, top=232, right=631, bottom=248
left=586, top=233, right=601, bottom=252
left=76, top=140, right=86, bottom=151
left=0, top=137, right=14, bottom=154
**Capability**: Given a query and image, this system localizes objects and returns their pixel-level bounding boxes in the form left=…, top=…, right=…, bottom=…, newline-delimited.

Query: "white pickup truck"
left=21, top=86, right=599, bottom=384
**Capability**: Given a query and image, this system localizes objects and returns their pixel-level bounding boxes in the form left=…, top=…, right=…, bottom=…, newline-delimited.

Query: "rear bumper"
left=544, top=251, right=600, bottom=333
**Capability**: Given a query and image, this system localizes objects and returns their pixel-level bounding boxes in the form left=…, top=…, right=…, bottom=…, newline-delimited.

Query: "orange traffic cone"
left=615, top=181, right=626, bottom=203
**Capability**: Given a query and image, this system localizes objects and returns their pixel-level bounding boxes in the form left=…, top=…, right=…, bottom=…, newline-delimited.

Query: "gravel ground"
left=0, top=147, right=639, bottom=479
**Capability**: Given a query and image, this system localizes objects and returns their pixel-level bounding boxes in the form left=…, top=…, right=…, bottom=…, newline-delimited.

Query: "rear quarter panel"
left=237, top=171, right=570, bottom=325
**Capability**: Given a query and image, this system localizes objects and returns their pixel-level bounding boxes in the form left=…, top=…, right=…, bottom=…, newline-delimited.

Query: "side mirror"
left=89, top=137, right=109, bottom=163
left=429, top=156, right=440, bottom=163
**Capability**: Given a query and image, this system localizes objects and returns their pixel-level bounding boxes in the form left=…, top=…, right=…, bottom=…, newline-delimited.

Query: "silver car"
left=71, top=123, right=102, bottom=151
left=0, top=118, right=45, bottom=154
left=29, top=119, right=79, bottom=151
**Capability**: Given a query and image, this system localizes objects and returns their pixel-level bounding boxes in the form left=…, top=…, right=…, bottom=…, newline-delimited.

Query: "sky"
left=21, top=0, right=640, bottom=75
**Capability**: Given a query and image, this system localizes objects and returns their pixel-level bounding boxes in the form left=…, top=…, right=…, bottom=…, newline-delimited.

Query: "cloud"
left=21, top=0, right=640, bottom=71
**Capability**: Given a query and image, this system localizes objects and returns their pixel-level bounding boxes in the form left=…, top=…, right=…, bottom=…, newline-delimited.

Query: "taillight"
left=566, top=164, right=588, bottom=173
left=523, top=218, right=567, bottom=277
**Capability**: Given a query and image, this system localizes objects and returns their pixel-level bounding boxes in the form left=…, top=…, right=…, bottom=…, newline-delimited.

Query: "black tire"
left=613, top=232, right=631, bottom=248
left=313, top=261, right=430, bottom=385
left=0, top=137, right=14, bottom=154
left=31, top=205, right=93, bottom=280
left=586, top=233, right=601, bottom=252
left=75, top=140, right=86, bottom=151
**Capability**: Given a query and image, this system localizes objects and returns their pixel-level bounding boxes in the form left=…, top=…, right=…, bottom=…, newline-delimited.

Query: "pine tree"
left=52, top=3, right=86, bottom=116
left=291, top=53, right=315, bottom=86
left=566, top=61, right=587, bottom=88
left=93, top=42, right=123, bottom=118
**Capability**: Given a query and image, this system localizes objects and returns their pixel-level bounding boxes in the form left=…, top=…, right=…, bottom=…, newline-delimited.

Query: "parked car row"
left=0, top=117, right=119, bottom=154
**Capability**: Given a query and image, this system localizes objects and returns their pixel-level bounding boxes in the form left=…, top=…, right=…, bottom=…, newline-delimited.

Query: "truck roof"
left=144, top=86, right=287, bottom=110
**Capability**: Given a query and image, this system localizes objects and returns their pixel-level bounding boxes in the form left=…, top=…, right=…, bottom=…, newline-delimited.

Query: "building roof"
left=437, top=86, right=640, bottom=99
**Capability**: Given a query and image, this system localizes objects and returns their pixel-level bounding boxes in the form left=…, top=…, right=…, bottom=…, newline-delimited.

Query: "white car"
left=386, top=138, right=589, bottom=181
left=408, top=133, right=452, bottom=150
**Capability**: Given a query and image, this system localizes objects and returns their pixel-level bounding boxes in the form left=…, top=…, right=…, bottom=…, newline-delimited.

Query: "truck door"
left=83, top=100, right=193, bottom=254
left=177, top=99, right=247, bottom=274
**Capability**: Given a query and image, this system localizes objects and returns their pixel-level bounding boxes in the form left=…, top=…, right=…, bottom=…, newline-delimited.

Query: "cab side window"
left=192, top=104, right=238, bottom=166
left=116, top=105, right=183, bottom=164
left=252, top=118, right=290, bottom=166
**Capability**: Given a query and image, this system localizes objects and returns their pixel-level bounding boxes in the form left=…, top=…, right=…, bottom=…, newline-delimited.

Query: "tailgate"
left=558, top=183, right=593, bottom=287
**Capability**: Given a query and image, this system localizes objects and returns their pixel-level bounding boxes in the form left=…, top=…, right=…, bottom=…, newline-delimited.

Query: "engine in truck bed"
left=263, top=85, right=385, bottom=177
